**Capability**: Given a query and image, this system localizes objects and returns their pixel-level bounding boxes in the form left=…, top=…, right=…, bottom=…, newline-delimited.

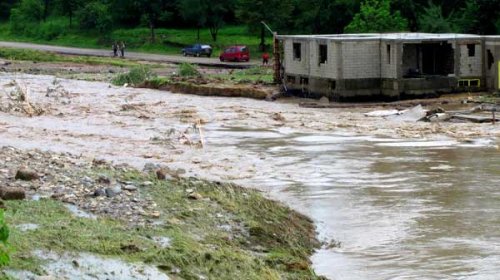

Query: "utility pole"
left=261, top=21, right=281, bottom=84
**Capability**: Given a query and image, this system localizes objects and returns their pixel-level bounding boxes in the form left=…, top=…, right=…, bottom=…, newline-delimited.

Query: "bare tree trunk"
left=260, top=25, right=265, bottom=52
left=43, top=0, right=50, bottom=21
left=150, top=21, right=156, bottom=43
left=209, top=26, right=218, bottom=42
left=69, top=9, right=73, bottom=28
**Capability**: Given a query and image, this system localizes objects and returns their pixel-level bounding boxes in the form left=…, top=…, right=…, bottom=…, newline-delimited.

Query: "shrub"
left=179, top=63, right=200, bottom=77
left=76, top=1, right=112, bottom=34
left=112, top=66, right=156, bottom=86
left=0, top=210, right=10, bottom=266
left=38, top=20, right=67, bottom=40
left=9, top=0, right=44, bottom=36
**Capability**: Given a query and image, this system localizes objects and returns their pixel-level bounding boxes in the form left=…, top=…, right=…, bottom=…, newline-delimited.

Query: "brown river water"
left=1, top=74, right=499, bottom=279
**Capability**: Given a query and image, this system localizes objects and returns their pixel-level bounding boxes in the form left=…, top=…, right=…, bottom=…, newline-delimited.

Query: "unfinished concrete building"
left=277, top=33, right=500, bottom=101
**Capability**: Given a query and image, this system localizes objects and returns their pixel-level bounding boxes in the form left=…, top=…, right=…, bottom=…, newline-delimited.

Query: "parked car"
left=181, top=44, right=212, bottom=57
left=219, top=45, right=250, bottom=62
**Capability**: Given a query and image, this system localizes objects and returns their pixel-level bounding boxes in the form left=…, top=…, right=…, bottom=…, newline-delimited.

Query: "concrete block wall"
left=283, top=40, right=309, bottom=75
left=308, top=40, right=339, bottom=79
left=381, top=42, right=398, bottom=78
left=341, top=41, right=380, bottom=79
left=458, top=43, right=482, bottom=77
left=485, top=41, right=500, bottom=90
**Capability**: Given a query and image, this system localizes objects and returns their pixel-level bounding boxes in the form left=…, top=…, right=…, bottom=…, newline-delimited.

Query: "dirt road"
left=0, top=41, right=256, bottom=69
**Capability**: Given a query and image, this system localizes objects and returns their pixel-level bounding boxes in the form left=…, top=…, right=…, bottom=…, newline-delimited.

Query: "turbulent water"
left=208, top=128, right=500, bottom=280
left=1, top=74, right=499, bottom=279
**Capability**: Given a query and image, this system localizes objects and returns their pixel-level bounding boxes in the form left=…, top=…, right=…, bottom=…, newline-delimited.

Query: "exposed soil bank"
left=142, top=80, right=274, bottom=100
left=0, top=146, right=323, bottom=279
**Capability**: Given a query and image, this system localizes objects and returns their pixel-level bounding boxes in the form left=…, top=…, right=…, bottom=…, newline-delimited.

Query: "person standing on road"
left=262, top=52, right=270, bottom=65
left=112, top=42, right=118, bottom=57
left=119, top=41, right=126, bottom=58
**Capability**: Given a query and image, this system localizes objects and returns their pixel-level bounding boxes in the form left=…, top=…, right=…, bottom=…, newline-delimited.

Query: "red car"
left=219, top=45, right=250, bottom=62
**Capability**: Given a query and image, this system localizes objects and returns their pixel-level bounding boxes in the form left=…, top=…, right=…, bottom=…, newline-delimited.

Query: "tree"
left=236, top=0, right=294, bottom=51
left=206, top=0, right=234, bottom=42
left=178, top=0, right=233, bottom=42
left=134, top=0, right=172, bottom=43
left=292, top=0, right=360, bottom=34
left=9, top=0, right=44, bottom=35
left=178, top=0, right=207, bottom=41
left=76, top=1, right=112, bottom=34
left=418, top=1, right=458, bottom=33
left=43, top=0, right=50, bottom=20
left=55, top=0, right=81, bottom=27
left=392, top=0, right=419, bottom=31
left=455, top=0, right=500, bottom=34
left=345, top=0, right=409, bottom=33
left=0, top=0, right=19, bottom=21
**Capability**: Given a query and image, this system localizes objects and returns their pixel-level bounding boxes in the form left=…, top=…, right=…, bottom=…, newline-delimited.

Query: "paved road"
left=0, top=41, right=257, bottom=69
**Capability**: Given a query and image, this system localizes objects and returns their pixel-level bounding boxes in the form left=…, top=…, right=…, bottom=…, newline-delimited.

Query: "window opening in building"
left=487, top=49, right=494, bottom=70
left=293, top=43, right=301, bottom=61
left=330, top=80, right=336, bottom=91
left=300, top=77, right=309, bottom=85
left=419, top=42, right=454, bottom=75
left=319, top=44, right=328, bottom=64
left=287, top=75, right=296, bottom=84
left=387, top=44, right=391, bottom=64
left=467, top=44, right=475, bottom=57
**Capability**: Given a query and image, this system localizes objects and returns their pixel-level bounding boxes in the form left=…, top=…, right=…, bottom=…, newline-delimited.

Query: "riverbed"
left=1, top=73, right=499, bottom=279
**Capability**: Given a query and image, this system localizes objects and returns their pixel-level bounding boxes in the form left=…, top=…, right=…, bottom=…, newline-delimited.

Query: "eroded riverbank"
left=1, top=72, right=500, bottom=279
left=1, top=146, right=321, bottom=279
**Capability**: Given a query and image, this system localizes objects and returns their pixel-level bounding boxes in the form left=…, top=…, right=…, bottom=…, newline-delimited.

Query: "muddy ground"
left=0, top=59, right=499, bottom=279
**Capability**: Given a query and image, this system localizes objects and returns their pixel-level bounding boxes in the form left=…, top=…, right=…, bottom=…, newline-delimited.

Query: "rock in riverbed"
left=123, top=184, right=138, bottom=192
left=105, top=186, right=122, bottom=197
left=15, top=168, right=39, bottom=181
left=0, top=146, right=161, bottom=226
left=0, top=186, right=26, bottom=200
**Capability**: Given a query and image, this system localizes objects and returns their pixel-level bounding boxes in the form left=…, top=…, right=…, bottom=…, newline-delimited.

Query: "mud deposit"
left=7, top=250, right=169, bottom=280
left=1, top=73, right=500, bottom=279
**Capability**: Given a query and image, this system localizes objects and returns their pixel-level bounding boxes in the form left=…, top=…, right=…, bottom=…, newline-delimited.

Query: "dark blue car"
left=181, top=44, right=212, bottom=57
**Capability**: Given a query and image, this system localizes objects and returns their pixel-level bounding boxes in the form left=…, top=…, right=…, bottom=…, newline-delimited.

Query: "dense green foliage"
left=0, top=0, right=499, bottom=52
left=345, top=0, right=408, bottom=33
left=0, top=210, right=10, bottom=266
left=178, top=62, right=200, bottom=77
left=112, top=65, right=155, bottom=86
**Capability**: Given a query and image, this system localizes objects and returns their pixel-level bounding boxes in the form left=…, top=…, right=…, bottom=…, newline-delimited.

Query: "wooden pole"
left=273, top=32, right=280, bottom=84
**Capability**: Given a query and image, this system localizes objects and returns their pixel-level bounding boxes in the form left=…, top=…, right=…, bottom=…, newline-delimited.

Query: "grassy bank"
left=110, top=64, right=275, bottom=99
left=0, top=21, right=272, bottom=57
left=0, top=47, right=141, bottom=67
left=2, top=160, right=322, bottom=279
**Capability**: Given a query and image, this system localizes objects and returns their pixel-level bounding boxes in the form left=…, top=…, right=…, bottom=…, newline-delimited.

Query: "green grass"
left=111, top=65, right=156, bottom=86
left=210, top=66, right=274, bottom=84
left=0, top=47, right=140, bottom=67
left=2, top=166, right=322, bottom=279
left=0, top=20, right=273, bottom=58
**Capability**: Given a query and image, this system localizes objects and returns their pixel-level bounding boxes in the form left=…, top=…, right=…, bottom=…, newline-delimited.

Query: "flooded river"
left=208, top=128, right=500, bottom=279
left=1, top=74, right=499, bottom=279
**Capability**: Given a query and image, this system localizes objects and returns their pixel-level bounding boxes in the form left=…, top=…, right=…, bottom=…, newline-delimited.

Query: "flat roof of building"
left=276, top=32, right=500, bottom=41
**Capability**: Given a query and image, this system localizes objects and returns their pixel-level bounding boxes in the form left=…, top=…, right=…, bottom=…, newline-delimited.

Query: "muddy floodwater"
left=217, top=131, right=500, bottom=279
left=1, top=74, right=500, bottom=279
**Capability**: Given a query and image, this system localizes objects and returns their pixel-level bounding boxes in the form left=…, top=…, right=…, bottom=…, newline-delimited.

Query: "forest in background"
left=0, top=0, right=499, bottom=53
